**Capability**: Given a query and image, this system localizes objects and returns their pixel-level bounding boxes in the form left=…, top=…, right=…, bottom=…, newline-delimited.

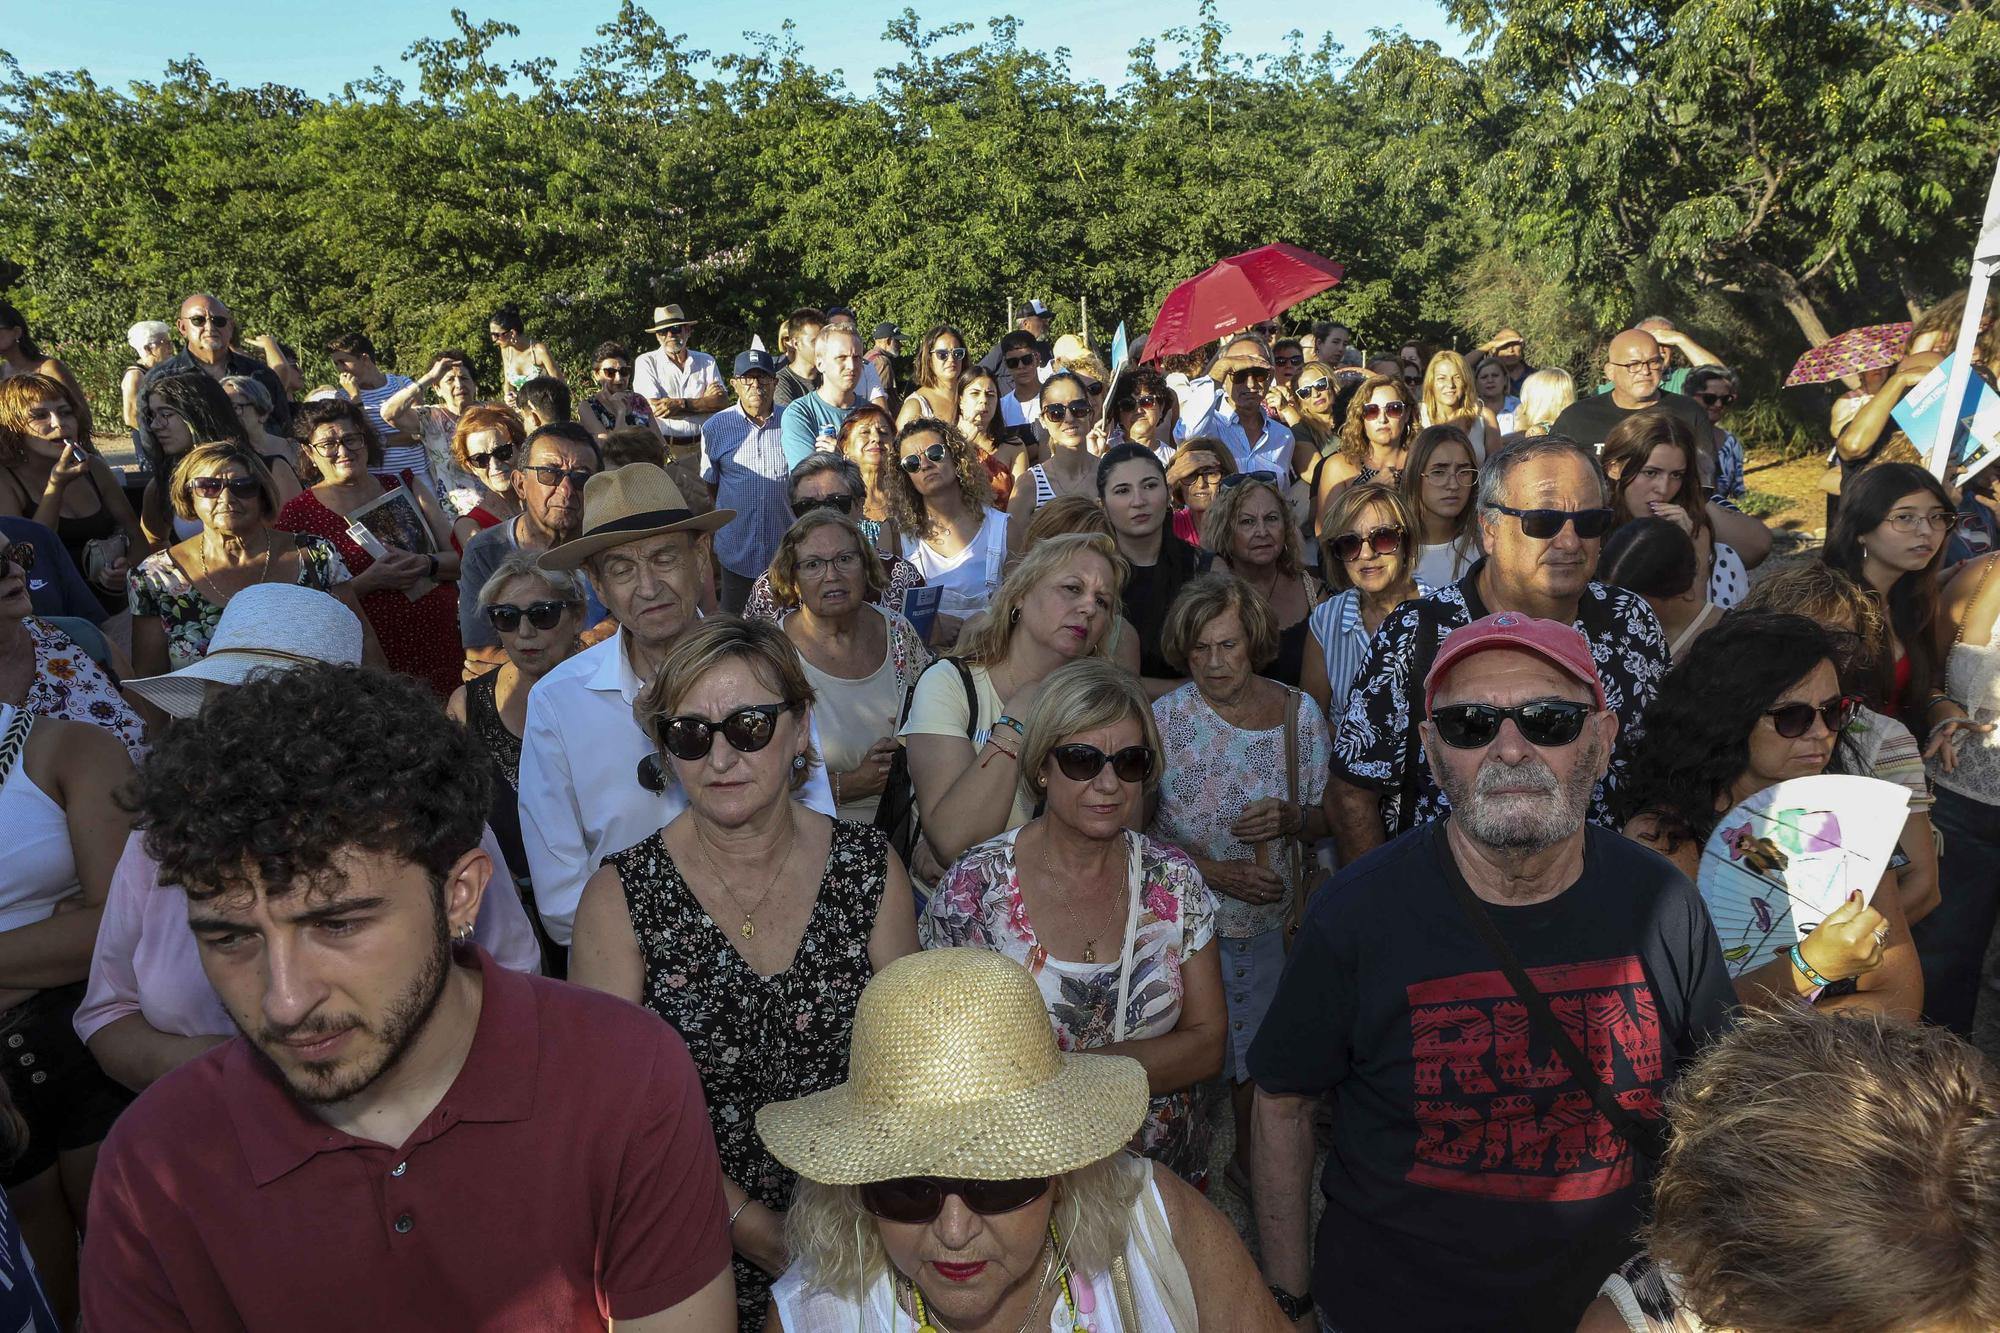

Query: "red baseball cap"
left=1424, top=611, right=1606, bottom=713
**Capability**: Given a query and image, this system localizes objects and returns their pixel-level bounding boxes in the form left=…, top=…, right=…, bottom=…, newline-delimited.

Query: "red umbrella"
left=1784, top=322, right=1912, bottom=387
left=1141, top=243, right=1344, bottom=362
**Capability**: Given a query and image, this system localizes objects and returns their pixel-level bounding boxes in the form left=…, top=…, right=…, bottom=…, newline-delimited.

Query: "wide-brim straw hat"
left=757, top=948, right=1148, bottom=1186
left=645, top=303, right=695, bottom=331
left=125, top=582, right=363, bottom=718
left=537, top=463, right=734, bottom=570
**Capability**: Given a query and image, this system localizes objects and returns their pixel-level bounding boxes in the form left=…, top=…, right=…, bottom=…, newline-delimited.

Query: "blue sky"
left=1, top=1, right=1466, bottom=97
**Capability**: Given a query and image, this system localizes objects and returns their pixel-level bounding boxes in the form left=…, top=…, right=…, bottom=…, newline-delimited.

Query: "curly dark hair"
left=125, top=663, right=490, bottom=901
left=293, top=397, right=382, bottom=466
left=882, top=417, right=991, bottom=540
left=1613, top=611, right=1857, bottom=852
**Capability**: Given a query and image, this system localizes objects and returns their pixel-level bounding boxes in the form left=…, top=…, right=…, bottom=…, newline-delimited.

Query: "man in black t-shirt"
left=1550, top=327, right=1710, bottom=446
left=1250, top=612, right=1735, bottom=1333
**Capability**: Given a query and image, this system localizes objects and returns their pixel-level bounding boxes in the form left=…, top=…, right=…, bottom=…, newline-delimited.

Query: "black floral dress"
left=608, top=818, right=889, bottom=1332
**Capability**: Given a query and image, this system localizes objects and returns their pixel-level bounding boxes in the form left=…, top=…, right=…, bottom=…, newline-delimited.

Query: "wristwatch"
left=1268, top=1284, right=1315, bottom=1321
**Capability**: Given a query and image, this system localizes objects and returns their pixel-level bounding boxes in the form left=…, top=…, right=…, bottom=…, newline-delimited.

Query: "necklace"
left=194, top=531, right=273, bottom=605
left=688, top=816, right=795, bottom=940
left=1037, top=832, right=1127, bottom=965
left=906, top=1222, right=1090, bottom=1333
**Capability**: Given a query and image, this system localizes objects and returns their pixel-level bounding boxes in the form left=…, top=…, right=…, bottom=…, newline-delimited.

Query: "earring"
left=454, top=923, right=473, bottom=943
left=1009, top=607, right=1020, bottom=625
left=793, top=754, right=807, bottom=772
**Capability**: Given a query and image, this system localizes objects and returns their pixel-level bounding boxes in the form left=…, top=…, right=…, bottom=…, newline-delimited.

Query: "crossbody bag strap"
left=1440, top=852, right=1665, bottom=1161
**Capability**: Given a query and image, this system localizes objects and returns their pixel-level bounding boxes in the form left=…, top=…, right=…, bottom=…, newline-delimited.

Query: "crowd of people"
left=0, top=286, right=1997, bottom=1332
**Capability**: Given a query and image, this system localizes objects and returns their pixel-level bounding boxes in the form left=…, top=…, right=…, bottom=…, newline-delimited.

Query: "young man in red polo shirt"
left=83, top=665, right=735, bottom=1330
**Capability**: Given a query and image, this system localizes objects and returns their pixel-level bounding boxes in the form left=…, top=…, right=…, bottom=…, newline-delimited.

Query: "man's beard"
left=1440, top=734, right=1601, bottom=852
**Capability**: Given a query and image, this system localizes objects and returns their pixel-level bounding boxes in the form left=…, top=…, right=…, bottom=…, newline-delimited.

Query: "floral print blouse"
left=23, top=617, right=146, bottom=759
left=127, top=534, right=351, bottom=671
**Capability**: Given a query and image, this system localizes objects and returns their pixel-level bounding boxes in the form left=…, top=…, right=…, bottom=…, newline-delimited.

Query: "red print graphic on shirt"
left=1404, top=957, right=1661, bottom=1202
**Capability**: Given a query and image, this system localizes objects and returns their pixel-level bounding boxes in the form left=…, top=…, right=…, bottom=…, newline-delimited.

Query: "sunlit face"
left=733, top=371, right=776, bottom=418
left=1189, top=605, right=1255, bottom=706
left=1476, top=360, right=1508, bottom=401
left=179, top=299, right=233, bottom=354
left=139, top=334, right=174, bottom=367
left=187, top=460, right=268, bottom=535
left=1741, top=658, right=1842, bottom=792
left=489, top=573, right=580, bottom=678
left=902, top=428, right=958, bottom=500
left=958, top=378, right=997, bottom=434
left=817, top=331, right=862, bottom=394
left=1617, top=443, right=1688, bottom=520
left=1482, top=452, right=1604, bottom=602
left=460, top=428, right=516, bottom=489
left=844, top=413, right=892, bottom=473
left=1039, top=714, right=1148, bottom=840
left=876, top=1188, right=1058, bottom=1333
left=1040, top=384, right=1090, bottom=449
left=1227, top=364, right=1271, bottom=413
left=789, top=321, right=823, bottom=367
left=1321, top=327, right=1350, bottom=361
left=1419, top=440, right=1478, bottom=522
left=1335, top=501, right=1407, bottom=595
left=1116, top=387, right=1167, bottom=441
left=1363, top=386, right=1406, bottom=447
left=330, top=352, right=373, bottom=383
left=489, top=323, right=525, bottom=349
left=793, top=523, right=868, bottom=619
left=593, top=531, right=705, bottom=651
left=1861, top=489, right=1951, bottom=575
left=662, top=658, right=809, bottom=828
left=514, top=438, right=599, bottom=540
left=1432, top=362, right=1464, bottom=406
left=1101, top=459, right=1166, bottom=541
left=653, top=325, right=690, bottom=354
left=437, top=361, right=478, bottom=409
left=1015, top=553, right=1116, bottom=660
left=1228, top=486, right=1287, bottom=569
left=1178, top=453, right=1225, bottom=515
left=307, top=421, right=372, bottom=483
left=929, top=333, right=965, bottom=382
left=1606, top=332, right=1665, bottom=401
left=188, top=847, right=478, bottom=1107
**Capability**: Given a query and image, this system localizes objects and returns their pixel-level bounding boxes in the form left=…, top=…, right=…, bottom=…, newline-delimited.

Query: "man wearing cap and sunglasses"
left=1176, top=342, right=1299, bottom=481
left=701, top=349, right=791, bottom=612
left=634, top=304, right=726, bottom=450
left=1329, top=436, right=1669, bottom=860
left=516, top=464, right=836, bottom=949
left=1251, top=609, right=1734, bottom=1333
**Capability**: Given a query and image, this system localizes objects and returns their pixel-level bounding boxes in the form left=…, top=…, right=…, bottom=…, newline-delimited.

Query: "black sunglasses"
left=1082, top=380, right=1106, bottom=397
left=527, top=464, right=594, bottom=490
left=899, top=442, right=950, bottom=472
left=0, top=542, right=34, bottom=574
left=1765, top=696, right=1854, bottom=739
left=1297, top=378, right=1332, bottom=395
left=1003, top=354, right=1038, bottom=369
left=1219, top=470, right=1279, bottom=490
left=1693, top=392, right=1737, bottom=407
left=1050, top=743, right=1155, bottom=784
left=1330, top=524, right=1405, bottom=562
left=1274, top=355, right=1305, bottom=367
left=1485, top=502, right=1616, bottom=540
left=1431, top=700, right=1596, bottom=749
left=184, top=313, right=231, bottom=328
left=596, top=364, right=634, bottom=379
left=658, top=702, right=792, bottom=762
left=188, top=476, right=263, bottom=500
left=792, top=494, right=855, bottom=518
left=1119, top=393, right=1165, bottom=412
left=859, top=1175, right=1052, bottom=1224
left=1041, top=401, right=1091, bottom=424
left=1232, top=368, right=1272, bottom=387
left=466, top=444, right=516, bottom=471
left=485, top=600, right=572, bottom=633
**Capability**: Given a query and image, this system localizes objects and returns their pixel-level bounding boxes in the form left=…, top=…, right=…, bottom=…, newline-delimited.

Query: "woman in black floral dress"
left=569, top=618, right=917, bottom=1330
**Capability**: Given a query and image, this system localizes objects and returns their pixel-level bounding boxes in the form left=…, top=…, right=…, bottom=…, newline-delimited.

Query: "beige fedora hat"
left=756, top=948, right=1148, bottom=1186
left=538, top=464, right=734, bottom=571
left=645, top=303, right=694, bottom=331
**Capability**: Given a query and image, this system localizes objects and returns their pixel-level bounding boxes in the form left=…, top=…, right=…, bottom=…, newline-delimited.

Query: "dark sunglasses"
left=1693, top=392, right=1737, bottom=407
left=1765, top=696, right=1854, bottom=739
left=899, top=442, right=950, bottom=472
left=1231, top=368, right=1272, bottom=387
left=1119, top=393, right=1165, bottom=412
left=791, top=493, right=855, bottom=518
left=1432, top=700, right=1596, bottom=749
left=1486, top=502, right=1616, bottom=540
left=1330, top=524, right=1405, bottom=562
left=932, top=346, right=969, bottom=362
left=1274, top=355, right=1305, bottom=367
left=188, top=476, right=262, bottom=500
left=0, top=542, right=34, bottom=574
left=1040, top=401, right=1090, bottom=424
left=1003, top=354, right=1037, bottom=369
left=1082, top=380, right=1106, bottom=398
left=658, top=702, right=792, bottom=762
left=184, top=313, right=230, bottom=328
left=596, top=364, right=633, bottom=379
left=466, top=444, right=516, bottom=470
left=527, top=464, right=594, bottom=490
left=1049, top=743, right=1155, bottom=784
left=1218, top=470, right=1278, bottom=490
left=1297, top=378, right=1332, bottom=395
left=1361, top=401, right=1408, bottom=420
left=859, top=1175, right=1051, bottom=1224
left=485, top=600, right=572, bottom=633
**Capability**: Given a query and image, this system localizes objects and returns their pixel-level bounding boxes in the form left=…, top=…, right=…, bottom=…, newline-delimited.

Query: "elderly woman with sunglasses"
left=571, top=617, right=918, bottom=1330
left=581, top=340, right=658, bottom=440
left=435, top=403, right=524, bottom=549
left=275, top=399, right=464, bottom=698
left=900, top=324, right=971, bottom=426
left=743, top=453, right=927, bottom=626
left=1165, top=438, right=1237, bottom=548
left=1617, top=611, right=1922, bottom=1018
left=1203, top=473, right=1328, bottom=705
left=923, top=658, right=1226, bottom=1185
left=1313, top=371, right=1415, bottom=523
left=888, top=419, right=1007, bottom=646
left=760, top=949, right=1287, bottom=1332
left=1007, top=372, right=1101, bottom=548
left=1302, top=482, right=1428, bottom=726
left=128, top=442, right=364, bottom=679
left=377, top=351, right=490, bottom=518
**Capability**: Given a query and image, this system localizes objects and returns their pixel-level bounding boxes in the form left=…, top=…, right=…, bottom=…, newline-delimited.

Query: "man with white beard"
left=1247, top=612, right=1734, bottom=1333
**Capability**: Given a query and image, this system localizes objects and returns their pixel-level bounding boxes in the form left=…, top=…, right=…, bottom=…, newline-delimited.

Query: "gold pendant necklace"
left=689, top=818, right=794, bottom=940
left=1038, top=834, right=1126, bottom=965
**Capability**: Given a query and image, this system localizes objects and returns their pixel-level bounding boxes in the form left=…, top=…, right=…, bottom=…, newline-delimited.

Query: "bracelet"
left=425, top=554, right=439, bottom=579
left=993, top=714, right=1027, bottom=738
left=1789, top=943, right=1835, bottom=990
left=727, top=1198, right=753, bottom=1231
left=830, top=771, right=842, bottom=804
left=979, top=739, right=1019, bottom=768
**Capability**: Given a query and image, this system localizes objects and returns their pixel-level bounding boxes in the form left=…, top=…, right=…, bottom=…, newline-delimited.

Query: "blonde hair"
left=169, top=441, right=282, bottom=522
left=1420, top=350, right=1475, bottom=429
left=783, top=1154, right=1142, bottom=1305
left=1201, top=474, right=1305, bottom=580
left=633, top=617, right=820, bottom=789
left=1017, top=657, right=1164, bottom=805
left=1317, top=482, right=1420, bottom=594
left=956, top=533, right=1128, bottom=668
left=1515, top=368, right=1576, bottom=436
left=1160, top=572, right=1279, bottom=672
left=767, top=510, right=887, bottom=611
left=1290, top=359, right=1341, bottom=450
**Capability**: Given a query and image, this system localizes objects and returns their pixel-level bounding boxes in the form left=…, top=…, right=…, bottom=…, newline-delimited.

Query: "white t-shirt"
left=900, top=510, right=1008, bottom=616
left=999, top=391, right=1042, bottom=428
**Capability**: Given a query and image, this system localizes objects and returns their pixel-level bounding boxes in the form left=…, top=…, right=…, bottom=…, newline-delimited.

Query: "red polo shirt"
left=81, top=949, right=730, bottom=1330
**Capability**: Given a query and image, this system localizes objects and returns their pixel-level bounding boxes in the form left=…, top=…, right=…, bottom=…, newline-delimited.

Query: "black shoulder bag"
left=873, top=656, right=978, bottom=866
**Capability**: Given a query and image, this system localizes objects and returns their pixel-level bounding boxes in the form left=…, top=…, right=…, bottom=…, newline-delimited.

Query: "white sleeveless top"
left=770, top=1155, right=1197, bottom=1331
left=0, top=705, right=79, bottom=933
left=901, top=510, right=1009, bottom=618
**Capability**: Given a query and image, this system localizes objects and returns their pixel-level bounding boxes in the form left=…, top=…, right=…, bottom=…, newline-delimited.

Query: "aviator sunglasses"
left=1049, top=743, right=1155, bottom=784
left=900, top=442, right=950, bottom=472
left=859, top=1175, right=1052, bottom=1224
left=1431, top=700, right=1596, bottom=749
left=485, top=600, right=572, bottom=633
left=1765, top=696, right=1855, bottom=739
left=1329, top=524, right=1405, bottom=562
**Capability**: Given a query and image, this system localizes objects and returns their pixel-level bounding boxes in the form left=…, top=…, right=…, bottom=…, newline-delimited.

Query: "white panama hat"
left=125, top=582, right=364, bottom=718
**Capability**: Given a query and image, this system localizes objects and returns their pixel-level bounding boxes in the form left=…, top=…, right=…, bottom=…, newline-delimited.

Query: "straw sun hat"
left=756, top=949, right=1148, bottom=1186
left=537, top=463, right=733, bottom=571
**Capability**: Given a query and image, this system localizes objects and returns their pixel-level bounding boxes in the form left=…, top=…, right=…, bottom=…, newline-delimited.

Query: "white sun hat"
left=125, top=583, right=364, bottom=718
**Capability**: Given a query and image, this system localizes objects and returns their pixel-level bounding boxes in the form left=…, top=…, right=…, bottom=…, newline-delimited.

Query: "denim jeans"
left=1916, top=786, right=2000, bottom=1036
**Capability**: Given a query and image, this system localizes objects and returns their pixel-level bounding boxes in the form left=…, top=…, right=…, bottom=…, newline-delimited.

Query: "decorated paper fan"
left=1696, top=775, right=1909, bottom=979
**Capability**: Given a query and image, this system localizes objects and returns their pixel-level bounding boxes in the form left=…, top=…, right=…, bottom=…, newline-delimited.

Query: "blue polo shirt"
left=701, top=405, right=794, bottom=580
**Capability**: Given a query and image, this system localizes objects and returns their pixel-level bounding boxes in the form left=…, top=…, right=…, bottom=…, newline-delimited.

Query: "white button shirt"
left=517, top=626, right=836, bottom=946
left=1176, top=398, right=1296, bottom=480
left=634, top=347, right=722, bottom=441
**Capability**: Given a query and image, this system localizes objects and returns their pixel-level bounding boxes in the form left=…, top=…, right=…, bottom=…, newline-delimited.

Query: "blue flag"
left=1110, top=321, right=1128, bottom=372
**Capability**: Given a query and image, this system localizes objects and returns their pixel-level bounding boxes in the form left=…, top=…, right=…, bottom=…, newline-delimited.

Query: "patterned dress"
left=21, top=618, right=145, bottom=759
left=610, top=818, right=891, bottom=1332
left=127, top=534, right=351, bottom=671
left=920, top=828, right=1218, bottom=1181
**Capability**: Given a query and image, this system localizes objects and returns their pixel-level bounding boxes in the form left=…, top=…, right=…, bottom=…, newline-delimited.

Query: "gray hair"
left=127, top=320, right=172, bottom=354
left=1475, top=435, right=1610, bottom=531
left=788, top=452, right=864, bottom=504
left=220, top=374, right=273, bottom=419
left=477, top=550, right=588, bottom=609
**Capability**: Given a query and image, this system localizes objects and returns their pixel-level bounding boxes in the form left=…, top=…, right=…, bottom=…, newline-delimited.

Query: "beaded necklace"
left=905, top=1219, right=1093, bottom=1333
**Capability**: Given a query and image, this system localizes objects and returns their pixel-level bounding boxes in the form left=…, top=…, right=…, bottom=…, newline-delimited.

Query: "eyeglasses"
left=485, top=600, right=572, bottom=633
left=791, top=494, right=855, bottom=518
left=183, top=313, right=230, bottom=328
left=188, top=476, right=263, bottom=500
left=1882, top=510, right=1953, bottom=534
left=858, top=1175, right=1052, bottom=1224
left=309, top=432, right=369, bottom=457
left=1218, top=470, right=1278, bottom=491
left=1765, top=696, right=1854, bottom=739
left=466, top=444, right=516, bottom=471
left=1274, top=355, right=1304, bottom=367
left=1692, top=392, right=1736, bottom=408
left=899, top=442, right=949, bottom=472
left=1297, top=379, right=1331, bottom=395
left=1422, top=464, right=1480, bottom=486
left=0, top=542, right=34, bottom=574
left=1486, top=502, right=1616, bottom=540
left=526, top=464, right=594, bottom=490
left=657, top=702, right=792, bottom=762
left=1609, top=356, right=1666, bottom=373
left=1431, top=700, right=1596, bottom=749
left=1361, top=401, right=1408, bottom=421
left=1040, top=401, right=1090, bottom=424
left=1049, top=743, right=1155, bottom=784
left=932, top=347, right=968, bottom=362
left=1329, top=524, right=1405, bottom=562
left=1004, top=354, right=1037, bottom=369
left=596, top=364, right=633, bottom=379
left=797, top=551, right=864, bottom=578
